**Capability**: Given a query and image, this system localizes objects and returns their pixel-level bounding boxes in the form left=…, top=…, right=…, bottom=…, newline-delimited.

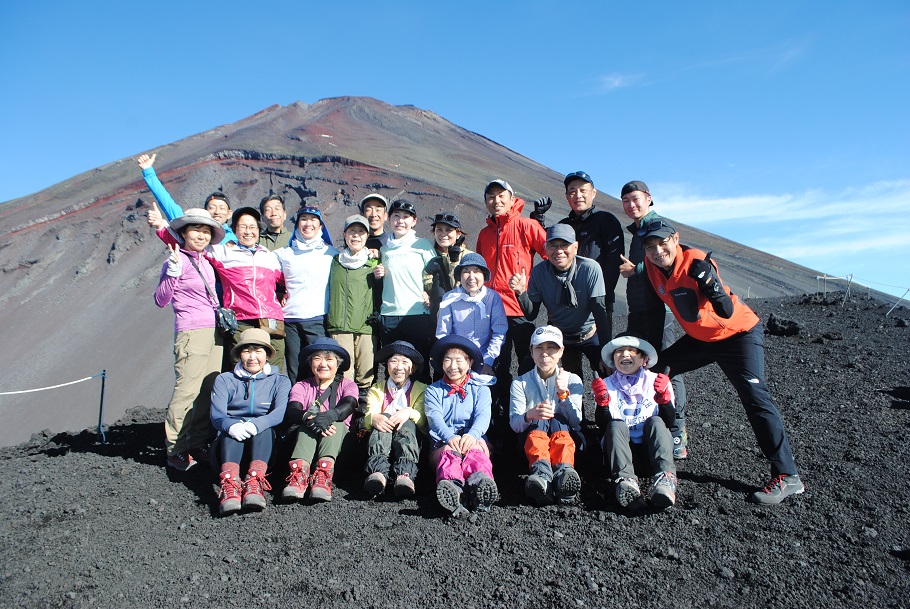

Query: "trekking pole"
left=97, top=370, right=107, bottom=443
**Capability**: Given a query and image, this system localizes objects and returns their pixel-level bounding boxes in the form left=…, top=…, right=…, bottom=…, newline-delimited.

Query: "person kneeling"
left=362, top=341, right=428, bottom=499
left=593, top=335, right=677, bottom=510
left=210, top=329, right=291, bottom=516
left=425, top=335, right=498, bottom=516
left=510, top=326, right=584, bottom=505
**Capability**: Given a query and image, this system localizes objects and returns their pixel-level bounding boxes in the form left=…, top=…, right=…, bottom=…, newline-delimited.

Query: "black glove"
left=687, top=252, right=719, bottom=290
left=365, top=312, right=382, bottom=328
left=447, top=235, right=466, bottom=262
left=528, top=196, right=551, bottom=228
left=306, top=409, right=337, bottom=434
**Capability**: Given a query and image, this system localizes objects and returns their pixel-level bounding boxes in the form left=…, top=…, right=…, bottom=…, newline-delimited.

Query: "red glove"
left=591, top=377, right=610, bottom=408
left=653, top=373, right=672, bottom=405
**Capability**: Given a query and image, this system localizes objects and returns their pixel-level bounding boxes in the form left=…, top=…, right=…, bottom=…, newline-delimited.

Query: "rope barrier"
left=0, top=371, right=108, bottom=442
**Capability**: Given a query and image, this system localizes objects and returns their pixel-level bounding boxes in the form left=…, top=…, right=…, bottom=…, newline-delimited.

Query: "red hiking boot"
left=242, top=460, right=271, bottom=511
left=309, top=459, right=335, bottom=502
left=282, top=459, right=310, bottom=501
left=218, top=463, right=242, bottom=516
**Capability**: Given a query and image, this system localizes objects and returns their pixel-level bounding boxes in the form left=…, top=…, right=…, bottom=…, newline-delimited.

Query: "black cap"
left=431, top=212, right=462, bottom=231
left=230, top=206, right=262, bottom=231
left=621, top=180, right=651, bottom=201
left=388, top=200, right=418, bottom=217
left=637, top=219, right=677, bottom=241
left=564, top=171, right=594, bottom=188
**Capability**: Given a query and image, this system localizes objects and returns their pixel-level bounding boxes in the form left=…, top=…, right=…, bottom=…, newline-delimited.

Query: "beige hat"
left=231, top=328, right=275, bottom=360
left=601, top=335, right=658, bottom=369
left=169, top=208, right=226, bottom=244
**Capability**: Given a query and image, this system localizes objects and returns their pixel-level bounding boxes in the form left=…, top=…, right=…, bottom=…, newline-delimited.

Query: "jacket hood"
left=486, top=197, right=526, bottom=229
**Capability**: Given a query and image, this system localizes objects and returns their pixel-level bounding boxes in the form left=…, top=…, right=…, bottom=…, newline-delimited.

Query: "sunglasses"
left=391, top=201, right=417, bottom=215
left=565, top=171, right=593, bottom=183
left=433, top=213, right=460, bottom=225
left=637, top=220, right=675, bottom=237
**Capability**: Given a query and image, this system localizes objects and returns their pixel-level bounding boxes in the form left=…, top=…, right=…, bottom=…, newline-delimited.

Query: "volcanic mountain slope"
left=0, top=96, right=826, bottom=446
left=0, top=295, right=908, bottom=608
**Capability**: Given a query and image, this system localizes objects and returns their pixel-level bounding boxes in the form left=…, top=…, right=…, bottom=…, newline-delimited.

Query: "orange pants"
left=524, top=430, right=575, bottom=469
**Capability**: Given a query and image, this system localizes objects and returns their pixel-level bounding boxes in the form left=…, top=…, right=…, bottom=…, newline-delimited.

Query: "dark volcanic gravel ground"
left=1, top=294, right=909, bottom=609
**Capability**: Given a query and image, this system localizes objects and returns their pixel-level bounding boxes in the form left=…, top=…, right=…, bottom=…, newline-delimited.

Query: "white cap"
left=530, top=325, right=564, bottom=348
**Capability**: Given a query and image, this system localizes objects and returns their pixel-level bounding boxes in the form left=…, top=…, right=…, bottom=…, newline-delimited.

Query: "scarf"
left=383, top=378, right=413, bottom=415
left=553, top=260, right=579, bottom=308
left=292, top=230, right=326, bottom=253
left=438, top=286, right=488, bottom=318
left=612, top=368, right=649, bottom=405
left=385, top=230, right=417, bottom=250
left=444, top=373, right=470, bottom=400
left=338, top=247, right=371, bottom=270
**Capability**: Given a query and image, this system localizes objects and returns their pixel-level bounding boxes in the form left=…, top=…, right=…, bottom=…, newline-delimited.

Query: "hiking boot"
left=615, top=477, right=642, bottom=507
left=651, top=471, right=678, bottom=509
left=364, top=472, right=387, bottom=498
left=393, top=473, right=415, bottom=498
left=436, top=479, right=468, bottom=517
left=189, top=446, right=211, bottom=466
left=309, top=459, right=335, bottom=502
left=467, top=472, right=499, bottom=512
left=166, top=451, right=196, bottom=472
left=553, top=466, right=581, bottom=505
left=282, top=460, right=309, bottom=501
left=241, top=461, right=271, bottom=511
left=218, top=465, right=242, bottom=516
left=673, top=424, right=688, bottom=460
left=749, top=474, right=804, bottom=505
left=525, top=474, right=551, bottom=505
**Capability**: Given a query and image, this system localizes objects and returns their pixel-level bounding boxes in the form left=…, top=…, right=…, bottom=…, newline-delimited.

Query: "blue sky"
left=1, top=1, right=907, bottom=297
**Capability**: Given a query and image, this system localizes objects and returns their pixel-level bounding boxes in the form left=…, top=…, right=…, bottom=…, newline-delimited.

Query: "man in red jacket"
left=475, top=179, right=548, bottom=440
left=640, top=220, right=804, bottom=505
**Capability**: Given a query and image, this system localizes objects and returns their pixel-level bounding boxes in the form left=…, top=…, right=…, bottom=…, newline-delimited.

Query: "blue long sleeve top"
left=142, top=166, right=238, bottom=244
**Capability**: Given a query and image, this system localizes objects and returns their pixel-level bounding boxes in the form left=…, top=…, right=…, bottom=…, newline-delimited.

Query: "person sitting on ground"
left=210, top=328, right=291, bottom=516
left=282, top=338, right=358, bottom=503
left=593, top=335, right=677, bottom=509
left=372, top=200, right=437, bottom=378
left=435, top=253, right=507, bottom=377
left=137, top=153, right=238, bottom=244
left=424, top=335, right=498, bottom=516
left=634, top=220, right=804, bottom=505
left=274, top=205, right=338, bottom=384
left=509, top=326, right=583, bottom=505
left=258, top=194, right=292, bottom=251
left=154, top=208, right=226, bottom=472
left=327, top=214, right=380, bottom=401
left=362, top=341, right=428, bottom=499
left=423, top=212, right=471, bottom=316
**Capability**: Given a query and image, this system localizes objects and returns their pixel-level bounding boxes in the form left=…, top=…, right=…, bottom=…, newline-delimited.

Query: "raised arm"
left=137, top=153, right=185, bottom=222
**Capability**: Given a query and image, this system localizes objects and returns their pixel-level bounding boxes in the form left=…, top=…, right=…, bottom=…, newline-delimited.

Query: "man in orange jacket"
left=639, top=220, right=803, bottom=505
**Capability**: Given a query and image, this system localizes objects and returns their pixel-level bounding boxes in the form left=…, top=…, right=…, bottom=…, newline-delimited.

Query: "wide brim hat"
left=376, top=340, right=425, bottom=374
left=169, top=208, right=225, bottom=244
left=453, top=252, right=490, bottom=281
left=231, top=328, right=275, bottom=360
left=430, top=335, right=484, bottom=373
left=601, top=335, right=658, bottom=369
left=299, top=337, right=351, bottom=373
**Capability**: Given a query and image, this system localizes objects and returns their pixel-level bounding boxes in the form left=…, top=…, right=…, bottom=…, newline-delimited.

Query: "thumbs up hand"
left=136, top=153, right=157, bottom=170
left=509, top=266, right=528, bottom=294
left=619, top=254, right=636, bottom=278
left=147, top=200, right=166, bottom=230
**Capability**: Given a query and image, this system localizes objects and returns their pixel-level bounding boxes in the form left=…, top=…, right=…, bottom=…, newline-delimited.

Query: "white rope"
left=0, top=373, right=102, bottom=396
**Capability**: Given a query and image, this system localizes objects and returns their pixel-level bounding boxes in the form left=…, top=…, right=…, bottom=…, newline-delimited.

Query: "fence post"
left=97, top=370, right=107, bottom=443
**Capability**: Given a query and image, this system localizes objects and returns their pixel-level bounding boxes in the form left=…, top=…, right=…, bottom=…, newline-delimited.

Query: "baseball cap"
left=545, top=224, right=577, bottom=244
left=484, top=179, right=513, bottom=196
left=564, top=171, right=594, bottom=188
left=431, top=212, right=462, bottom=231
left=621, top=181, right=652, bottom=204
left=637, top=219, right=677, bottom=241
left=388, top=200, right=418, bottom=217
left=530, top=325, right=564, bottom=349
left=343, top=214, right=369, bottom=231
left=359, top=193, right=389, bottom=211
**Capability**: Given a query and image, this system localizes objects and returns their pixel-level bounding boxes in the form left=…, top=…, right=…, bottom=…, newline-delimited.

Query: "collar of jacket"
left=568, top=206, right=596, bottom=223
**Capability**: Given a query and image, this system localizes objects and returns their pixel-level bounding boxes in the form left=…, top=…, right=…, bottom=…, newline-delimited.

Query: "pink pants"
left=431, top=442, right=494, bottom=484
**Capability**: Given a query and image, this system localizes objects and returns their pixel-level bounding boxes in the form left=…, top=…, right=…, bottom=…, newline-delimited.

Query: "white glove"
left=228, top=422, right=251, bottom=442
left=166, top=248, right=183, bottom=277
left=243, top=420, right=259, bottom=437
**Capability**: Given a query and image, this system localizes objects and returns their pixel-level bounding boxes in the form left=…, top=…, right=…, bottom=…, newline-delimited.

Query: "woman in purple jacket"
left=154, top=209, right=226, bottom=472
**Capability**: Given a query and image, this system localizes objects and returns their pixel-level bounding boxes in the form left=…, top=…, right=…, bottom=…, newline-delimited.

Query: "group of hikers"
left=141, top=153, right=804, bottom=517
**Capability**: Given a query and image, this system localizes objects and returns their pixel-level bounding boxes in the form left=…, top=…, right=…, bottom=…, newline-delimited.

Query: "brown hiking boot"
left=309, top=459, right=335, bottom=502
left=242, top=461, right=271, bottom=511
left=282, top=459, right=309, bottom=501
left=394, top=473, right=415, bottom=498
left=218, top=464, right=242, bottom=516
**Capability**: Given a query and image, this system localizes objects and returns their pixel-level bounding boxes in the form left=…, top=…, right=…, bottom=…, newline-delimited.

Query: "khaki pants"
left=330, top=332, right=375, bottom=391
left=165, top=328, right=223, bottom=455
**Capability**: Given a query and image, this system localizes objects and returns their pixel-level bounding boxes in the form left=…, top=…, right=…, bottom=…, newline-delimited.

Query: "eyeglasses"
left=637, top=220, right=674, bottom=237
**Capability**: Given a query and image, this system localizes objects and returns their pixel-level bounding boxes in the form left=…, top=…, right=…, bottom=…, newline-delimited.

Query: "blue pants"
left=217, top=429, right=275, bottom=466
left=660, top=323, right=798, bottom=476
left=285, top=318, right=327, bottom=384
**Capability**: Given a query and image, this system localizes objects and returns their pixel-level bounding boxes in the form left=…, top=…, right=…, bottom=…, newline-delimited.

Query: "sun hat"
left=545, top=224, right=577, bottom=245
left=376, top=340, right=425, bottom=374
left=530, top=325, right=564, bottom=349
left=483, top=179, right=513, bottom=197
left=169, top=208, right=225, bottom=244
left=430, top=335, right=483, bottom=373
left=601, top=335, right=658, bottom=369
left=564, top=171, right=594, bottom=188
left=230, top=206, right=262, bottom=232
left=231, top=328, right=275, bottom=360
left=453, top=252, right=490, bottom=281
left=359, top=193, right=389, bottom=211
left=299, top=337, right=351, bottom=373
